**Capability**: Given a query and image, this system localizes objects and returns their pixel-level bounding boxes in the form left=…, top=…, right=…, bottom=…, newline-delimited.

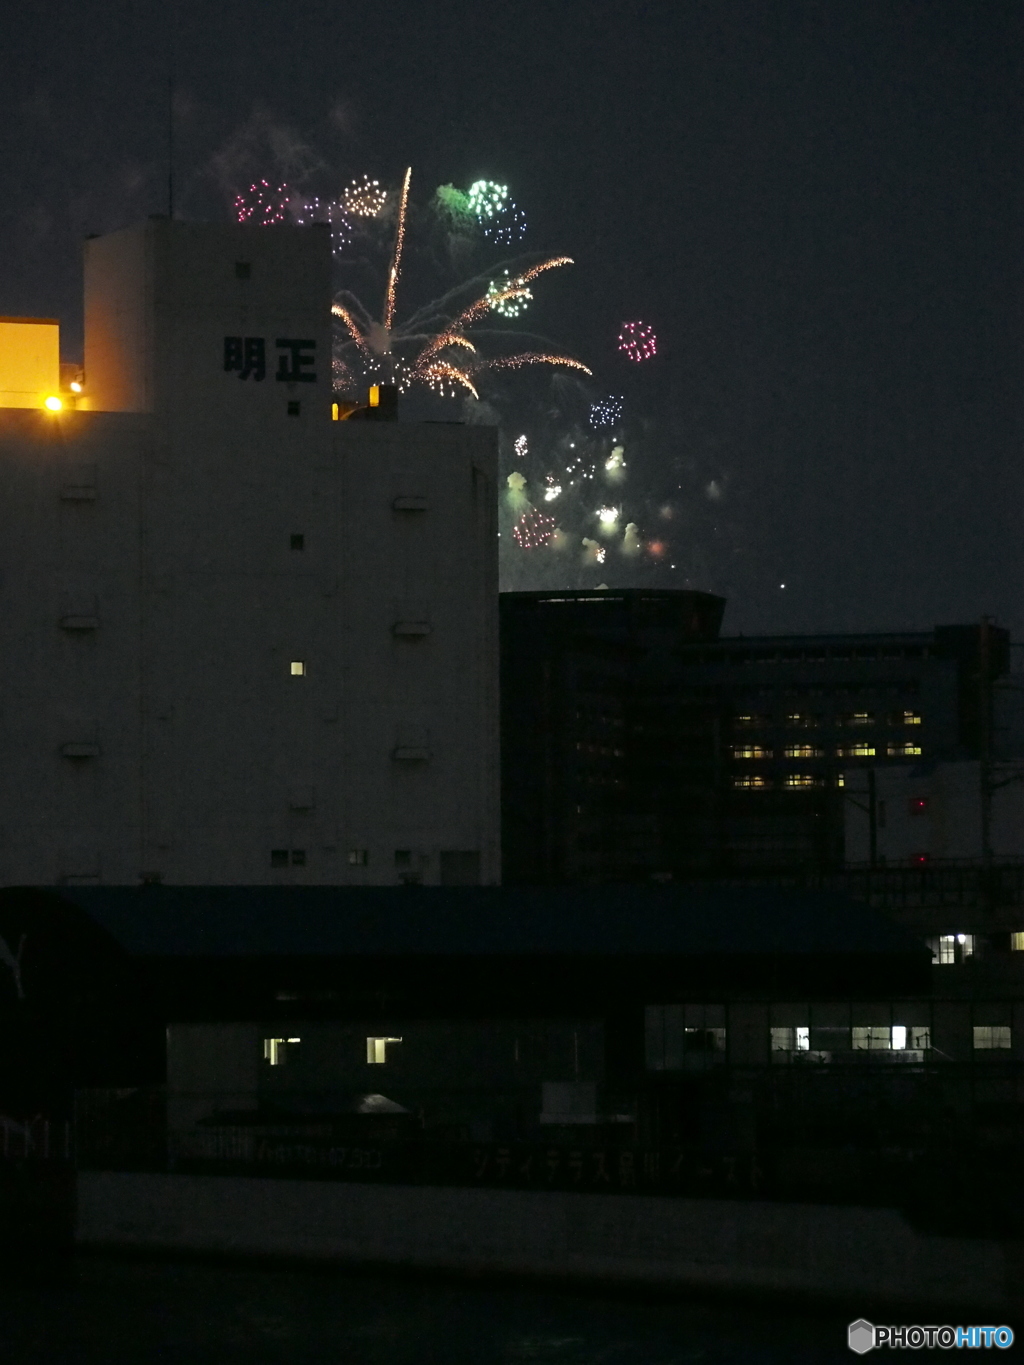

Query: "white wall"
left=0, top=221, right=499, bottom=885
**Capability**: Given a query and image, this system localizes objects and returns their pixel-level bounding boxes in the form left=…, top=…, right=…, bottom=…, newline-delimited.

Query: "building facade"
left=0, top=219, right=499, bottom=885
left=500, top=590, right=1010, bottom=883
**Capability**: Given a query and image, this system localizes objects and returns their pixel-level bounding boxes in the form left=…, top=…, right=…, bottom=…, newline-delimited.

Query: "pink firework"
left=617, top=320, right=657, bottom=363
left=512, top=508, right=556, bottom=550
left=234, top=180, right=291, bottom=225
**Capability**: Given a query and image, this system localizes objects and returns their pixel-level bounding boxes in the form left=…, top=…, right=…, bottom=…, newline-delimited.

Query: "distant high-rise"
left=0, top=218, right=499, bottom=886
left=500, top=590, right=1010, bottom=883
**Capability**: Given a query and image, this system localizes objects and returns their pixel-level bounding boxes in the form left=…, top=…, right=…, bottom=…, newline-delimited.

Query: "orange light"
left=0, top=318, right=60, bottom=409
left=369, top=385, right=380, bottom=407
left=44, top=395, right=63, bottom=411
left=70, top=381, right=82, bottom=393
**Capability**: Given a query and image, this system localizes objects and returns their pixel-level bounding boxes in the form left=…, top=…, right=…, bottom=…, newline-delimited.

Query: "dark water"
left=0, top=1256, right=855, bottom=1363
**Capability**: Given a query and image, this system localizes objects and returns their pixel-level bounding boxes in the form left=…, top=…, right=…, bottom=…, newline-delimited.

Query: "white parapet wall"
left=77, top=1172, right=1019, bottom=1314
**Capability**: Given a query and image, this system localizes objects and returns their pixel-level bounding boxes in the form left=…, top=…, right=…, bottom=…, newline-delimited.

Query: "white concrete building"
left=0, top=218, right=499, bottom=885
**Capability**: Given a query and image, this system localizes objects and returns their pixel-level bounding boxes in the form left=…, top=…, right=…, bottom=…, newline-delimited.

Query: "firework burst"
left=331, top=169, right=589, bottom=394
left=343, top=176, right=387, bottom=217
left=294, top=196, right=353, bottom=253
left=618, top=321, right=657, bottom=363
left=466, top=180, right=527, bottom=244
left=488, top=271, right=532, bottom=318
left=590, top=395, right=624, bottom=427
left=235, top=180, right=290, bottom=224
left=467, top=180, right=508, bottom=220
left=513, top=508, right=557, bottom=549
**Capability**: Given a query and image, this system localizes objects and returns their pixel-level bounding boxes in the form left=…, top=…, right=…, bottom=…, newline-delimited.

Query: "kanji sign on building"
left=224, top=337, right=316, bottom=383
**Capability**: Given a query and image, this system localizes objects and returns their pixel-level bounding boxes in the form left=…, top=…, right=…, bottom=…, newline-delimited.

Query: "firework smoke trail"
left=419, top=362, right=480, bottom=400
left=480, top=353, right=592, bottom=376
left=384, top=166, right=412, bottom=332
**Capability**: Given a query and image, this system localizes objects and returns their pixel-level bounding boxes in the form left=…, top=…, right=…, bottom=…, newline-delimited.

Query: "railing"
left=676, top=862, right=1024, bottom=911
left=159, top=1130, right=1024, bottom=1234
left=71, top=1086, right=1024, bottom=1237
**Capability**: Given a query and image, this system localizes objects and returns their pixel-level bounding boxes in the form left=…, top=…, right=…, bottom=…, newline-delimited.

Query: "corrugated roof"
left=51, top=884, right=926, bottom=960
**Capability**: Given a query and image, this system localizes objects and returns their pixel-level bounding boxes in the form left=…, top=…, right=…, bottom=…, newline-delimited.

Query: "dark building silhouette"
left=500, top=591, right=1010, bottom=884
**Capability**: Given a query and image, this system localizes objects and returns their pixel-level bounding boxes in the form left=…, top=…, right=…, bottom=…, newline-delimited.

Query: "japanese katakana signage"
left=224, top=337, right=317, bottom=383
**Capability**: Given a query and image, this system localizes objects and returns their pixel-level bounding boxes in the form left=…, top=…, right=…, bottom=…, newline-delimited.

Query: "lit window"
left=733, top=714, right=770, bottom=729
left=930, top=934, right=974, bottom=964
left=771, top=1026, right=809, bottom=1051
left=1011, top=932, right=1024, bottom=952
left=869, top=1025, right=931, bottom=1051
left=902, top=711, right=922, bottom=725
left=348, top=848, right=368, bottom=866
left=786, top=713, right=819, bottom=728
left=784, top=745, right=822, bottom=759
left=263, top=1037, right=300, bottom=1066
left=973, top=1026, right=1011, bottom=1050
left=784, top=773, right=819, bottom=788
left=733, top=774, right=771, bottom=789
left=852, top=1026, right=893, bottom=1051
left=290, top=660, right=306, bottom=676
left=888, top=743, right=922, bottom=757
left=846, top=712, right=875, bottom=726
left=731, top=745, right=771, bottom=759
left=366, top=1036, right=402, bottom=1064
left=837, top=744, right=876, bottom=758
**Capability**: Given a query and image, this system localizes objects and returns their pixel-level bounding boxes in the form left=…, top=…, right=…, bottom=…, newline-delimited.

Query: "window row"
left=731, top=743, right=921, bottom=760
left=734, top=711, right=921, bottom=730
left=734, top=773, right=838, bottom=790
left=263, top=1035, right=403, bottom=1066
left=645, top=1004, right=1014, bottom=1070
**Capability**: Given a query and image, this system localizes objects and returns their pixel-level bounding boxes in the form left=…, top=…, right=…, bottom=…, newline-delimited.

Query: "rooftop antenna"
left=167, top=75, right=174, bottom=218
left=167, top=0, right=177, bottom=218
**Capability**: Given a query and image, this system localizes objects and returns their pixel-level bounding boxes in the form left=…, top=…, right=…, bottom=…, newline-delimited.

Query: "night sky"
left=1, top=1, right=1021, bottom=639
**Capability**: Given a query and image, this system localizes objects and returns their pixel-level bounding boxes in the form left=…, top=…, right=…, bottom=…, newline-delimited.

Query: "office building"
left=0, top=219, right=499, bottom=886
left=500, top=590, right=1010, bottom=882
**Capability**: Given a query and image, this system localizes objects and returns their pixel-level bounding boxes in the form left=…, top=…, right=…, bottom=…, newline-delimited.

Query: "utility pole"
left=979, top=616, right=994, bottom=870
left=867, top=767, right=877, bottom=870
